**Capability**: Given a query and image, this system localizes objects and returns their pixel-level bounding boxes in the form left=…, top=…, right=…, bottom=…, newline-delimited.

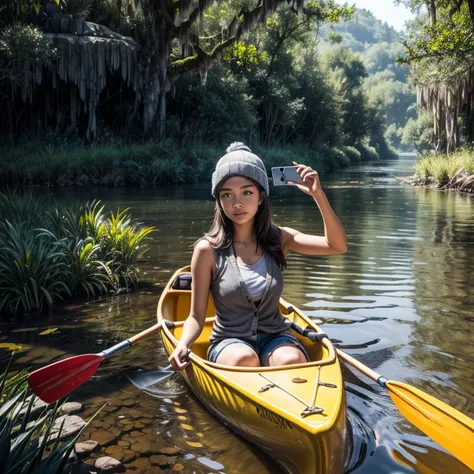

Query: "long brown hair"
left=201, top=179, right=287, bottom=270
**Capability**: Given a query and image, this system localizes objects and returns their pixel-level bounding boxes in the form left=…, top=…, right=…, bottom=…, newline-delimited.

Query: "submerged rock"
left=61, top=402, right=83, bottom=415
left=45, top=415, right=86, bottom=442
left=94, top=456, right=125, bottom=473
left=88, top=430, right=117, bottom=447
left=104, top=445, right=125, bottom=462
left=75, top=440, right=99, bottom=458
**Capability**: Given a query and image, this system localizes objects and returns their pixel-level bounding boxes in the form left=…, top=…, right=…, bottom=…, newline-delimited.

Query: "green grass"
left=0, top=139, right=381, bottom=187
left=415, top=149, right=474, bottom=185
left=0, top=141, right=221, bottom=187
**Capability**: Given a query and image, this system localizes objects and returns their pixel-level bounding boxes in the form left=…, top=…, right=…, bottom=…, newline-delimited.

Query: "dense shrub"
left=355, top=142, right=380, bottom=161
left=0, top=194, right=153, bottom=317
left=342, top=146, right=362, bottom=163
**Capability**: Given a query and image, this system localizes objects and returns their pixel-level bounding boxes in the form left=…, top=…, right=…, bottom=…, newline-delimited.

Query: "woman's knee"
left=267, top=345, right=307, bottom=366
left=216, top=344, right=260, bottom=367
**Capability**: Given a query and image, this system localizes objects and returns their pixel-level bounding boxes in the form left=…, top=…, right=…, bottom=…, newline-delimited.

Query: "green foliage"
left=0, top=0, right=400, bottom=169
left=415, top=149, right=474, bottom=184
left=0, top=23, right=56, bottom=84
left=342, top=146, right=361, bottom=163
left=327, top=30, right=343, bottom=44
left=322, top=9, right=400, bottom=47
left=0, top=362, right=97, bottom=474
left=355, top=142, right=380, bottom=161
left=374, top=137, right=399, bottom=160
left=363, top=70, right=416, bottom=128
left=400, top=2, right=474, bottom=67
left=401, top=113, right=434, bottom=154
left=224, top=41, right=266, bottom=74
left=0, top=222, right=70, bottom=315
left=63, top=0, right=93, bottom=19
left=323, top=46, right=367, bottom=89
left=320, top=8, right=416, bottom=152
left=363, top=42, right=411, bottom=82
left=0, top=193, right=154, bottom=316
left=170, top=66, right=257, bottom=145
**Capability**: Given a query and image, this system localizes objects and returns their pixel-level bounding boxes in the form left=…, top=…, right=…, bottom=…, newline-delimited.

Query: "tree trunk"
left=143, top=66, right=160, bottom=139
left=428, top=0, right=437, bottom=25
left=467, top=0, right=474, bottom=24
left=142, top=7, right=171, bottom=142
left=142, top=60, right=168, bottom=141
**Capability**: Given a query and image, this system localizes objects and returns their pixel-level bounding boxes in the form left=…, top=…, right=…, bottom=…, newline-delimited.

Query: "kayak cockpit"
left=157, top=268, right=336, bottom=371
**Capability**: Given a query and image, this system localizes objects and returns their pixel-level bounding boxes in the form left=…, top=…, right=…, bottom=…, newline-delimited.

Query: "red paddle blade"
left=28, top=354, right=104, bottom=403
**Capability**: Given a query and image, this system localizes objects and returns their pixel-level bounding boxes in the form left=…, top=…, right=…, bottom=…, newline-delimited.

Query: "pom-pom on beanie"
left=211, top=142, right=269, bottom=197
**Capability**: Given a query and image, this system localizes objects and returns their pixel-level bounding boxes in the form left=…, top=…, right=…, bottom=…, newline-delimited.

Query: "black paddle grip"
left=290, top=322, right=328, bottom=343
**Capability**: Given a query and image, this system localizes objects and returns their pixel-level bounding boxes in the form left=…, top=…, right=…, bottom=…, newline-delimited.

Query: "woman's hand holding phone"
left=289, top=161, right=323, bottom=198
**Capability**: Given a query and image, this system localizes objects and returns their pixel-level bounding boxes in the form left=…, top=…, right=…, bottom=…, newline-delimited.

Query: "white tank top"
left=238, top=254, right=267, bottom=301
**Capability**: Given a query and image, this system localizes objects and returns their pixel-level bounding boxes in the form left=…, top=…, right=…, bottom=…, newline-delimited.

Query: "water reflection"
left=1, top=155, right=473, bottom=473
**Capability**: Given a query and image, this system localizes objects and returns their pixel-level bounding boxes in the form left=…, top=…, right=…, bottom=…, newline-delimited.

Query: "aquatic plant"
left=0, top=360, right=95, bottom=474
left=0, top=222, right=70, bottom=315
left=0, top=193, right=154, bottom=316
left=61, top=237, right=110, bottom=297
left=75, top=200, right=154, bottom=291
left=0, top=192, right=45, bottom=227
left=102, top=207, right=154, bottom=290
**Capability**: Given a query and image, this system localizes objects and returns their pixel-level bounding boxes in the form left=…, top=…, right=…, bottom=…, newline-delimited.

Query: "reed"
left=415, top=149, right=474, bottom=185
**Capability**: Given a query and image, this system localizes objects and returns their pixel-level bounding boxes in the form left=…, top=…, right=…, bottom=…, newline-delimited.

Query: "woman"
left=169, top=142, right=346, bottom=371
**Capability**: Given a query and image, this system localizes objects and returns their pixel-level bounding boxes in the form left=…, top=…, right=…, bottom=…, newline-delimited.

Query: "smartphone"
left=271, top=166, right=302, bottom=186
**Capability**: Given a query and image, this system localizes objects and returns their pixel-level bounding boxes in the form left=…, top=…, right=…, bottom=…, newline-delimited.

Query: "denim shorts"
left=207, top=331, right=309, bottom=365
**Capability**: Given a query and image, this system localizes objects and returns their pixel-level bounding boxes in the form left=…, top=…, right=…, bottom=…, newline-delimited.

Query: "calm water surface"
left=1, top=155, right=473, bottom=474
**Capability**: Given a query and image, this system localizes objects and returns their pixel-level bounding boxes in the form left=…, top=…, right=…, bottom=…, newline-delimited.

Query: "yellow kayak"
left=157, top=266, right=351, bottom=474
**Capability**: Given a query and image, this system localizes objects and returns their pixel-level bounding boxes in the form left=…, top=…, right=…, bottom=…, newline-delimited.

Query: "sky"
left=350, top=0, right=416, bottom=31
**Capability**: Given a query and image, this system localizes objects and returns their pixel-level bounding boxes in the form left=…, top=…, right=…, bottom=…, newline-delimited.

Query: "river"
left=1, top=154, right=473, bottom=474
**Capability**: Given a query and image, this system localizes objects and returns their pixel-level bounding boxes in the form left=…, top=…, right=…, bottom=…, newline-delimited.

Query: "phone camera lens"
left=280, top=168, right=284, bottom=172
left=280, top=176, right=285, bottom=182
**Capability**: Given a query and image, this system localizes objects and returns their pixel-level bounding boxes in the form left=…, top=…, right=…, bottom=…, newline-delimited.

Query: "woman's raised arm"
left=282, top=162, right=347, bottom=256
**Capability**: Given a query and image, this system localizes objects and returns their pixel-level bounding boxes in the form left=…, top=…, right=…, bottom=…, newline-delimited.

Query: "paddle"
left=126, top=365, right=175, bottom=389
left=335, top=348, right=474, bottom=471
left=28, top=322, right=165, bottom=403
left=288, top=323, right=474, bottom=470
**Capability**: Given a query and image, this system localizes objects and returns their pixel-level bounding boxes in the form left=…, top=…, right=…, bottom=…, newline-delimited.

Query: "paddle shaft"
left=334, top=346, right=388, bottom=387
left=101, top=322, right=162, bottom=359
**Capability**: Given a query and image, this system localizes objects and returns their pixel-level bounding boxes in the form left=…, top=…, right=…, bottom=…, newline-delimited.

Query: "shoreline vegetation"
left=0, top=141, right=389, bottom=188
left=0, top=193, right=153, bottom=319
left=401, top=150, right=474, bottom=194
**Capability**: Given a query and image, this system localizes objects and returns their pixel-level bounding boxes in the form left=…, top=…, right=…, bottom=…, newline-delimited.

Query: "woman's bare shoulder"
left=194, top=238, right=214, bottom=252
left=192, top=239, right=216, bottom=267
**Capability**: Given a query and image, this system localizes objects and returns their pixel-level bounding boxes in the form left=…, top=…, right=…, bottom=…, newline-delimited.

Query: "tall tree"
left=398, top=0, right=474, bottom=152
left=135, top=0, right=352, bottom=141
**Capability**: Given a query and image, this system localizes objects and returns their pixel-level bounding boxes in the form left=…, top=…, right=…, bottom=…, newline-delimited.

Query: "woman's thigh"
left=216, top=343, right=260, bottom=366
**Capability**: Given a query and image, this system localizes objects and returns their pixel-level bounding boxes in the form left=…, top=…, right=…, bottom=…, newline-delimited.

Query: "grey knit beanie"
left=211, top=142, right=269, bottom=197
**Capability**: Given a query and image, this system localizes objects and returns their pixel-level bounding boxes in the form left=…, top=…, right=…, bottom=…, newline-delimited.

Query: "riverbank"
left=400, top=150, right=474, bottom=194
left=0, top=140, right=387, bottom=187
